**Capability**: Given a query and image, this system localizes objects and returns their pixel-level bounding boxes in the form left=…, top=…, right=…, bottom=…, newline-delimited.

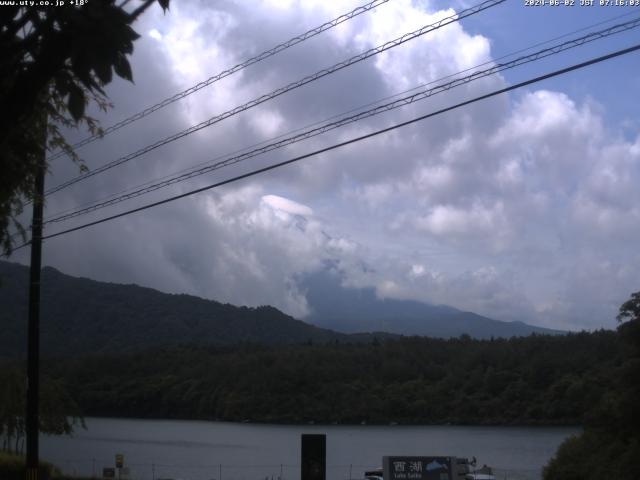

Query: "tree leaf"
left=93, top=59, right=113, bottom=85
left=113, top=53, right=133, bottom=82
left=157, top=0, right=170, bottom=12
left=67, top=83, right=85, bottom=122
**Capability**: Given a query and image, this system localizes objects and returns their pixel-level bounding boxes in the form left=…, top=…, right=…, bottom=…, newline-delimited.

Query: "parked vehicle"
left=457, top=457, right=496, bottom=480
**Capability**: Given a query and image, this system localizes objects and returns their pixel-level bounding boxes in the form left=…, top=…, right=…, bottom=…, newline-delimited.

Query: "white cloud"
left=148, top=29, right=163, bottom=41
left=262, top=194, right=313, bottom=217
left=21, top=0, right=640, bottom=333
left=414, top=202, right=506, bottom=237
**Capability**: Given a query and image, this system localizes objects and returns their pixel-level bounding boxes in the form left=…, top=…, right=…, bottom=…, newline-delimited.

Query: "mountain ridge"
left=0, top=261, right=354, bottom=358
left=1, top=261, right=561, bottom=359
left=300, top=269, right=563, bottom=338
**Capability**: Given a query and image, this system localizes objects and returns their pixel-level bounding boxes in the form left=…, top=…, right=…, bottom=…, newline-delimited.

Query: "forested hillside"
left=0, top=262, right=560, bottom=359
left=0, top=261, right=353, bottom=357
left=42, top=330, right=619, bottom=425
left=543, top=293, right=640, bottom=480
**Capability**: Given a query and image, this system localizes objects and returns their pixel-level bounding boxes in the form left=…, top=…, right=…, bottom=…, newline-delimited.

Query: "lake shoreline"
left=76, top=414, right=583, bottom=429
left=42, top=417, right=579, bottom=480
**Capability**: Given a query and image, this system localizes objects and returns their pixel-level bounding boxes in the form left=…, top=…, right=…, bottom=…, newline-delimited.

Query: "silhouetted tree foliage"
left=0, top=366, right=84, bottom=454
left=544, top=291, right=640, bottom=480
left=0, top=451, right=65, bottom=480
left=0, top=0, right=169, bottom=255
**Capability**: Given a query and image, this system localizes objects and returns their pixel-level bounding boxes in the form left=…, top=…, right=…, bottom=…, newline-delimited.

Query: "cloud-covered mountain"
left=300, top=269, right=563, bottom=338
left=0, top=260, right=561, bottom=361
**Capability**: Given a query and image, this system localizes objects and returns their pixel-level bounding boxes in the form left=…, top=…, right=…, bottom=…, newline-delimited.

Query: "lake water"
left=40, top=418, right=578, bottom=480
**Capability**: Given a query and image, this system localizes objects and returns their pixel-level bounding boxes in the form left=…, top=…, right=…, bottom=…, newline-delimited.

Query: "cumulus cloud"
left=11, top=0, right=638, bottom=332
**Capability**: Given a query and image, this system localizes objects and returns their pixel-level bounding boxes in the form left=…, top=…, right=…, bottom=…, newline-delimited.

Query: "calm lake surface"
left=41, top=418, right=579, bottom=480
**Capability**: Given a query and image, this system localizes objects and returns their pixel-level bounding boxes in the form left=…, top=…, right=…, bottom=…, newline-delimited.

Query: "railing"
left=492, top=468, right=543, bottom=480
left=49, top=459, right=544, bottom=480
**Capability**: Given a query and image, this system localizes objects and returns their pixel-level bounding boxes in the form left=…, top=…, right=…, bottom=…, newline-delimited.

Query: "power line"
left=44, top=0, right=506, bottom=197
left=13, top=43, right=635, bottom=249
left=42, top=10, right=640, bottom=222
left=48, top=0, right=391, bottom=161
left=41, top=17, right=640, bottom=226
left=29, top=7, right=637, bottom=221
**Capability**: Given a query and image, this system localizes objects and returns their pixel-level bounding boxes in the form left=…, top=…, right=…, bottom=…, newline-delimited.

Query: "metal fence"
left=51, top=459, right=543, bottom=480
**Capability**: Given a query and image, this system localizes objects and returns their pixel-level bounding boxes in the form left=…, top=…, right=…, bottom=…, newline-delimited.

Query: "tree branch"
left=128, top=0, right=155, bottom=21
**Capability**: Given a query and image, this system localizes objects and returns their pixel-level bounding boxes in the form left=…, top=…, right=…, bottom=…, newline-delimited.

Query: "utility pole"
left=26, top=116, right=46, bottom=480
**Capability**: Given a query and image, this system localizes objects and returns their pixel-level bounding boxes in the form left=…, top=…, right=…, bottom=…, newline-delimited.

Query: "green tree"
left=618, top=291, right=640, bottom=324
left=0, top=0, right=169, bottom=255
left=0, top=367, right=83, bottom=454
left=544, top=291, right=640, bottom=480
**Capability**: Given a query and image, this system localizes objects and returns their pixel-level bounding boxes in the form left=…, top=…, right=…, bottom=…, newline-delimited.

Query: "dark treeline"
left=543, top=295, right=640, bottom=480
left=41, top=330, right=620, bottom=426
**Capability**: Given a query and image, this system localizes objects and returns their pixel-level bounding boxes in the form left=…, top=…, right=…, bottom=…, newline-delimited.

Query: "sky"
left=10, top=0, right=640, bottom=331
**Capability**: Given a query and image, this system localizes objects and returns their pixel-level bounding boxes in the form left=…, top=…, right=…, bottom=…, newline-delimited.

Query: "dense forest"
left=33, top=330, right=620, bottom=426
left=543, top=293, right=640, bottom=480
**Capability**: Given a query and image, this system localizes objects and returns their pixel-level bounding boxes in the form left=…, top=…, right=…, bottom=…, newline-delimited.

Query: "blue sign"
left=383, top=456, right=455, bottom=480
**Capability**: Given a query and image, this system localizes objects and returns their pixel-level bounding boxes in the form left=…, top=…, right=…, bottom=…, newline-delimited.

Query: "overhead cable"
left=43, top=9, right=640, bottom=221
left=41, top=17, right=640, bottom=225
left=16, top=43, right=636, bottom=248
left=44, top=0, right=506, bottom=197
left=49, top=0, right=391, bottom=160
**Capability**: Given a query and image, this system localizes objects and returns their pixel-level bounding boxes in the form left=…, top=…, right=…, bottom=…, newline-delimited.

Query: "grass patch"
left=0, top=451, right=93, bottom=480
